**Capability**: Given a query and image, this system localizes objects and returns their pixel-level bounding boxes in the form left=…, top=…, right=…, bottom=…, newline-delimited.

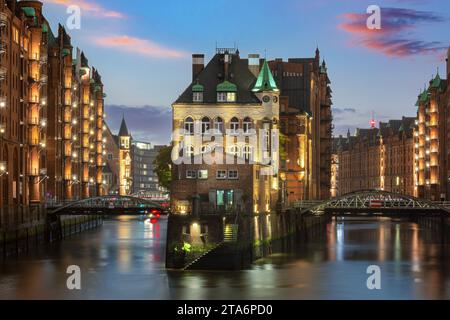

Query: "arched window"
left=230, top=117, right=239, bottom=134
left=201, top=117, right=210, bottom=134
left=184, top=117, right=194, bottom=135
left=243, top=145, right=253, bottom=162
left=229, top=145, right=240, bottom=157
left=214, top=117, right=224, bottom=134
left=243, top=117, right=253, bottom=133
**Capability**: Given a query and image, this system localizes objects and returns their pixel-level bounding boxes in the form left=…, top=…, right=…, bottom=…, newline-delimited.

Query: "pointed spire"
left=119, top=115, right=130, bottom=137
left=315, top=46, right=320, bottom=59
left=252, top=60, right=279, bottom=92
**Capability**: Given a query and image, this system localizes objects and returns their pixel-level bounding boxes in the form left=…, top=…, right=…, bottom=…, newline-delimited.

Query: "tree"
left=154, top=145, right=173, bottom=191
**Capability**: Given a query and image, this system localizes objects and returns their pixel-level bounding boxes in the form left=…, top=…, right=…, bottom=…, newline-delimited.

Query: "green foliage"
left=153, top=145, right=173, bottom=191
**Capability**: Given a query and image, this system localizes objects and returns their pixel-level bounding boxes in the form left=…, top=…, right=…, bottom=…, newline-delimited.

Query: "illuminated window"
left=227, top=92, right=236, bottom=102
left=228, top=145, right=240, bottom=157
left=243, top=145, right=253, bottom=162
left=198, top=170, right=208, bottom=179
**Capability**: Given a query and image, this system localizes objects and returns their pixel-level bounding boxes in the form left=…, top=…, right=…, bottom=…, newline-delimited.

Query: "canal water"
left=0, top=216, right=449, bottom=299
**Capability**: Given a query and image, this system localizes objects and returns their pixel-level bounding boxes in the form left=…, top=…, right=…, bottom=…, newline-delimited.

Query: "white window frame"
left=184, top=117, right=194, bottom=135
left=217, top=92, right=227, bottom=102
left=216, top=170, right=227, bottom=180
left=186, top=170, right=197, bottom=179
left=228, top=170, right=239, bottom=180
left=230, top=118, right=239, bottom=134
left=214, top=117, right=224, bottom=134
left=193, top=92, right=203, bottom=102
left=198, top=170, right=208, bottom=179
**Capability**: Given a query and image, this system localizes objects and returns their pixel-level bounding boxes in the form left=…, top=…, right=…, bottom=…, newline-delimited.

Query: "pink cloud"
left=93, top=35, right=186, bottom=59
left=338, top=8, right=446, bottom=57
left=44, top=0, right=124, bottom=18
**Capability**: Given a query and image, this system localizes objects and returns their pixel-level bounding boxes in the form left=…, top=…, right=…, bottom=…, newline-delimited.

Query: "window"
left=214, top=117, right=224, bottom=134
left=217, top=170, right=227, bottom=179
left=217, top=92, right=237, bottom=102
left=184, top=117, right=194, bottom=135
left=185, top=145, right=194, bottom=157
left=229, top=145, right=240, bottom=157
left=198, top=170, right=208, bottom=179
left=217, top=92, right=227, bottom=102
left=228, top=170, right=238, bottom=179
left=243, top=117, right=253, bottom=133
left=193, top=92, right=203, bottom=102
left=186, top=170, right=196, bottom=179
left=243, top=145, right=252, bottom=162
left=230, top=117, right=239, bottom=134
left=227, top=92, right=236, bottom=102
left=107, top=153, right=113, bottom=160
left=201, top=117, right=210, bottom=134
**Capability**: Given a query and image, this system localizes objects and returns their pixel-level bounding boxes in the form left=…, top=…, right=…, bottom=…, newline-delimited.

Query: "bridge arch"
left=50, top=195, right=163, bottom=215
left=299, top=190, right=450, bottom=216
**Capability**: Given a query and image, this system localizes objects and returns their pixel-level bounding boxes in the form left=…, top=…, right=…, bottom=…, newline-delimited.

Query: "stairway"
left=183, top=242, right=224, bottom=270
left=224, top=224, right=238, bottom=242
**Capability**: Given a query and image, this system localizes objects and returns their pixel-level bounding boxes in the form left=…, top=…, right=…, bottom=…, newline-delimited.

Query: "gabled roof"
left=174, top=53, right=260, bottom=104
left=252, top=60, right=279, bottom=92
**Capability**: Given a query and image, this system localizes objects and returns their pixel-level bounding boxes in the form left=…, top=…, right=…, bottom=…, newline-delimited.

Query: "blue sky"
left=41, top=0, right=450, bottom=144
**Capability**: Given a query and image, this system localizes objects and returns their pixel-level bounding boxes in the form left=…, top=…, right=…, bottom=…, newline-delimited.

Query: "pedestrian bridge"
left=48, top=195, right=164, bottom=216
left=293, top=190, right=450, bottom=217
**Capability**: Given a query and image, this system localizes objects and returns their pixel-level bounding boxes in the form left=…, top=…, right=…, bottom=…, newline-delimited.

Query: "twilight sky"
left=41, top=0, right=450, bottom=144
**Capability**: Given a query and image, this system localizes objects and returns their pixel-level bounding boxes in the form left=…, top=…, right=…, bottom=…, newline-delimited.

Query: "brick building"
left=414, top=47, right=450, bottom=200
left=270, top=49, right=332, bottom=202
left=0, top=0, right=105, bottom=230
left=334, top=117, right=415, bottom=196
left=171, top=48, right=280, bottom=215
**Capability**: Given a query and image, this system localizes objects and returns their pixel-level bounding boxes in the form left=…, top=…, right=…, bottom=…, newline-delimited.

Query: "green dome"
left=217, top=80, right=237, bottom=92
left=192, top=83, right=204, bottom=92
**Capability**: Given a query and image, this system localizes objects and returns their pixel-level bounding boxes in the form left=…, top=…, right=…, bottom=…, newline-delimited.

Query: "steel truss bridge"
left=293, top=190, right=450, bottom=217
left=48, top=195, right=163, bottom=216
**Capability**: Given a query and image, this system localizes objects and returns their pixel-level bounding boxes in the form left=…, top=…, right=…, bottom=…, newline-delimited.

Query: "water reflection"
left=0, top=216, right=449, bottom=299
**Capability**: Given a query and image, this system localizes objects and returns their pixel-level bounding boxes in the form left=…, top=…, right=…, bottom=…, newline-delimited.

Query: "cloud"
left=93, top=35, right=186, bottom=59
left=105, top=105, right=171, bottom=145
left=339, top=7, right=446, bottom=57
left=332, top=107, right=356, bottom=115
left=44, top=0, right=124, bottom=18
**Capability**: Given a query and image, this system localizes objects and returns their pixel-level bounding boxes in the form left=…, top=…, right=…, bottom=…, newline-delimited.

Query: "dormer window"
left=193, top=92, right=203, bottom=102
left=217, top=81, right=237, bottom=103
left=192, top=81, right=204, bottom=103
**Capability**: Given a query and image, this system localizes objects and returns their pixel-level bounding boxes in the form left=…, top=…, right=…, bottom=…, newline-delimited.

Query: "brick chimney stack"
left=192, top=54, right=204, bottom=81
left=248, top=54, right=260, bottom=78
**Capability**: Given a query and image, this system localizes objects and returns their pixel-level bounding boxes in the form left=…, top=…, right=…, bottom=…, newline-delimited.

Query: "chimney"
left=192, top=54, right=204, bottom=82
left=248, top=54, right=260, bottom=77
